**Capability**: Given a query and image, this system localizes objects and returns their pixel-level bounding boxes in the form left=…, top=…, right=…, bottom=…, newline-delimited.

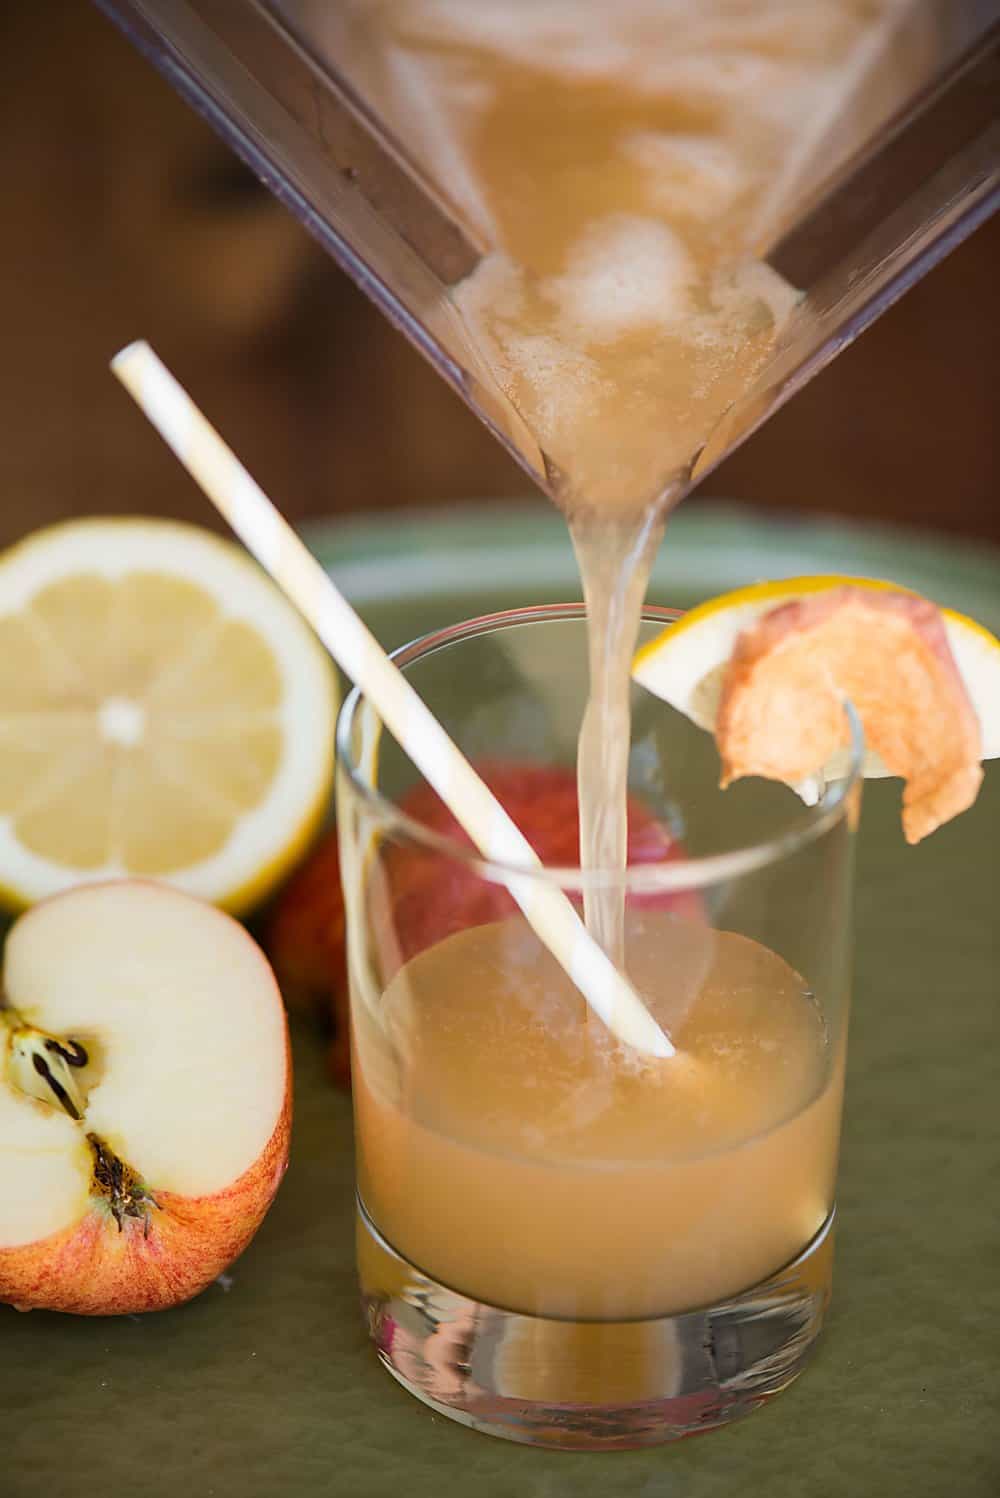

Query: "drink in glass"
left=337, top=606, right=861, bottom=1448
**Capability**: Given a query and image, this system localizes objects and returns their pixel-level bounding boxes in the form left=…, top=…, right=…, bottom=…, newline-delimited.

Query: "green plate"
left=4, top=504, right=999, bottom=1498
left=306, top=498, right=1000, bottom=645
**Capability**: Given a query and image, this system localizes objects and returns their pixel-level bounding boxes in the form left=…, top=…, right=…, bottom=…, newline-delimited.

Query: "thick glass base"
left=357, top=1196, right=835, bottom=1450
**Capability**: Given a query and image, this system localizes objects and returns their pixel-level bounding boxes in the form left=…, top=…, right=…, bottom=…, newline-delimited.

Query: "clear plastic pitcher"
left=94, top=0, right=998, bottom=503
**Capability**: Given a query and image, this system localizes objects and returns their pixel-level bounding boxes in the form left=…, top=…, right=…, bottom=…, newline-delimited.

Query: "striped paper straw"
left=111, top=341, right=674, bottom=1060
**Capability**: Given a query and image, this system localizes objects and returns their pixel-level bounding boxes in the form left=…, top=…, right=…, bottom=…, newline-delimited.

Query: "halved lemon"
left=633, top=575, right=1000, bottom=842
left=0, top=517, right=337, bottom=912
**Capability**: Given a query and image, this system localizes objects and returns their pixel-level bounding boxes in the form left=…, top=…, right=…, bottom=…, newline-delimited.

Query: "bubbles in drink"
left=548, top=215, right=696, bottom=340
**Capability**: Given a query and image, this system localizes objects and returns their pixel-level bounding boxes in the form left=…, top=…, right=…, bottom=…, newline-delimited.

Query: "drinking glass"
left=336, top=604, right=862, bottom=1450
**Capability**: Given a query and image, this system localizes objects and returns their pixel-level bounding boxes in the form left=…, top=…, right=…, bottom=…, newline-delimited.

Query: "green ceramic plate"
left=305, top=498, right=1000, bottom=647
left=3, top=504, right=998, bottom=1498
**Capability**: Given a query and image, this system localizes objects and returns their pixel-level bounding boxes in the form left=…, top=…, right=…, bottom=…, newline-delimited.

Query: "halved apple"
left=1, top=880, right=290, bottom=1315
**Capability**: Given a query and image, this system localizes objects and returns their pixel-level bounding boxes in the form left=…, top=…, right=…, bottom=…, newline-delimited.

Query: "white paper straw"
left=111, top=341, right=674, bottom=1059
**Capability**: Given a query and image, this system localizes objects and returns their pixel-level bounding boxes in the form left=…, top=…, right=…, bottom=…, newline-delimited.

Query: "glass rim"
left=335, top=603, right=864, bottom=893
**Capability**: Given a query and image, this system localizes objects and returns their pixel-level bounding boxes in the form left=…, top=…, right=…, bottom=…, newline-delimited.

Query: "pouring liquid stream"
left=366, top=1, right=917, bottom=985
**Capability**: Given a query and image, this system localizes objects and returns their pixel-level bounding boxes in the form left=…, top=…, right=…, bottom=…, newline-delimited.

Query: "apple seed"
left=2, top=1006, right=89, bottom=1121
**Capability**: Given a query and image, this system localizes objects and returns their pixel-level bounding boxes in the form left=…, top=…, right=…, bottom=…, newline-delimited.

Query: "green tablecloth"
left=4, top=504, right=998, bottom=1497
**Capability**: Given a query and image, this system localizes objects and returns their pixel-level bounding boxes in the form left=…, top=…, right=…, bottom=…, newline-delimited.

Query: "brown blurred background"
left=1, top=0, right=997, bottom=550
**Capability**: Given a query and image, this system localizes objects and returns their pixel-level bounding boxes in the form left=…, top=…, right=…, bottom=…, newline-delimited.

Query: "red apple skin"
left=1, top=882, right=293, bottom=1316
left=0, top=1091, right=290, bottom=1316
left=265, top=761, right=703, bottom=1086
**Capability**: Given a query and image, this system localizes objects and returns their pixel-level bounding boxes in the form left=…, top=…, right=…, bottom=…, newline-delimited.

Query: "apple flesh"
left=1, top=880, right=290, bottom=1315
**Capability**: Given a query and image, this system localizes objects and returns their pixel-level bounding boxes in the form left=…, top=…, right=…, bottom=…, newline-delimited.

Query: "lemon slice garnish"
left=633, top=574, right=999, bottom=840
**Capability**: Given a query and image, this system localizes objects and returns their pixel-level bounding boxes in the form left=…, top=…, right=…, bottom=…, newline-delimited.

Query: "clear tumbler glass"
left=336, top=604, right=862, bottom=1450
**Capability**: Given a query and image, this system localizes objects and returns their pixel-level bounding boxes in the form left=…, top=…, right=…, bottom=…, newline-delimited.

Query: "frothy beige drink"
left=370, top=0, right=906, bottom=510
left=354, top=914, right=844, bottom=1318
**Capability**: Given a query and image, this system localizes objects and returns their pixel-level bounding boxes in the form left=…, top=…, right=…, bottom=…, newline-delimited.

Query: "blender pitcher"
left=92, top=0, right=999, bottom=501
